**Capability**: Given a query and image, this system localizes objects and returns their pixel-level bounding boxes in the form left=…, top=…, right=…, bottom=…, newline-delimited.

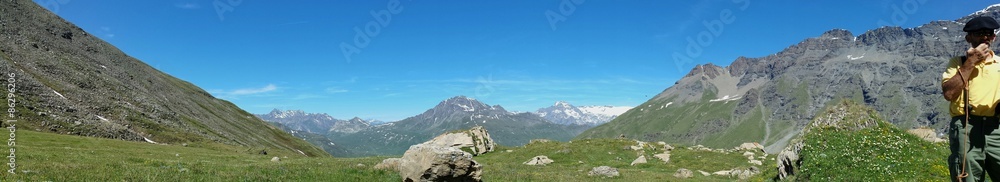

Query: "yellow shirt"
left=943, top=51, right=1000, bottom=117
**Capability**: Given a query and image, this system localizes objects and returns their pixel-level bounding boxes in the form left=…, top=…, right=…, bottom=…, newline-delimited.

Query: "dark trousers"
left=950, top=115, right=1000, bottom=182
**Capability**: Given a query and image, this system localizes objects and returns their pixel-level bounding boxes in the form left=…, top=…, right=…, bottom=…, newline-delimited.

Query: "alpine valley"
left=258, top=96, right=630, bottom=157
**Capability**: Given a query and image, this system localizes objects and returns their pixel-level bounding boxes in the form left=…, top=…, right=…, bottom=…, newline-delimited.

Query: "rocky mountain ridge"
left=579, top=4, right=1000, bottom=153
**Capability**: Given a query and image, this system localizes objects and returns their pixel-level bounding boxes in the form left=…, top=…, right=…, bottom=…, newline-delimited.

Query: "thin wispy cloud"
left=97, top=26, right=115, bottom=38
left=325, top=87, right=349, bottom=94
left=232, top=84, right=277, bottom=95
left=211, top=84, right=279, bottom=99
left=291, top=94, right=325, bottom=100
left=174, top=3, right=201, bottom=10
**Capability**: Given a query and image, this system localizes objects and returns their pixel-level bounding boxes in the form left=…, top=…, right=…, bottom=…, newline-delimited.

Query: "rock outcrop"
left=422, top=126, right=496, bottom=156
left=907, top=128, right=946, bottom=143
left=713, top=167, right=760, bottom=180
left=523, top=155, right=554, bottom=166
left=653, top=153, right=671, bottom=163
left=588, top=166, right=619, bottom=177
left=630, top=155, right=647, bottom=166
left=673, top=168, right=693, bottom=178
left=734, top=142, right=764, bottom=152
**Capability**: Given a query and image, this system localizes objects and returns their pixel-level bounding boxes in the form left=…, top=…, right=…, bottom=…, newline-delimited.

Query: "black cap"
left=964, top=17, right=1000, bottom=32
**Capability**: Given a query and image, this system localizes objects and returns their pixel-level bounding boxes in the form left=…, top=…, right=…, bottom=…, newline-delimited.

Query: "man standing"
left=943, top=16, right=1000, bottom=182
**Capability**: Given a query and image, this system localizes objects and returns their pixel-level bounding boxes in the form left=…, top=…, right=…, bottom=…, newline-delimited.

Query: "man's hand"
left=966, top=43, right=991, bottom=67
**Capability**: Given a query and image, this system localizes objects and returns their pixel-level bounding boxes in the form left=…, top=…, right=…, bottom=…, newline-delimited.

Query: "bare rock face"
left=777, top=135, right=804, bottom=179
left=523, top=155, right=554, bottom=166
left=381, top=144, right=483, bottom=182
left=422, top=126, right=496, bottom=156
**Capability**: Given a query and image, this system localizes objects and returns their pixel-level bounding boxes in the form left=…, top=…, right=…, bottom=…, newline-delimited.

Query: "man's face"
left=966, top=29, right=997, bottom=47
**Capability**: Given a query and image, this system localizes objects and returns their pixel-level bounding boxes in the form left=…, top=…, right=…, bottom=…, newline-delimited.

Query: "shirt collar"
left=989, top=50, right=999, bottom=64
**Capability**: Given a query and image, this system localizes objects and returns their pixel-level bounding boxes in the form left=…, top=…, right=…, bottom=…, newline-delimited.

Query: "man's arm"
left=942, top=62, right=975, bottom=101
left=943, top=44, right=990, bottom=101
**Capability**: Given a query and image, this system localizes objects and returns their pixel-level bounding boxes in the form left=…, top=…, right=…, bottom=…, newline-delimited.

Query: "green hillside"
left=0, top=130, right=397, bottom=181
left=769, top=100, right=950, bottom=181
left=577, top=88, right=791, bottom=149
left=2, top=101, right=951, bottom=181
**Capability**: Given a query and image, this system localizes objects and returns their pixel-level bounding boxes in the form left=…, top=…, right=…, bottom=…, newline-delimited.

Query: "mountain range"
left=320, top=96, right=590, bottom=157
left=579, top=4, right=1000, bottom=153
left=534, top=101, right=632, bottom=126
left=256, top=109, right=377, bottom=135
left=0, top=0, right=324, bottom=156
left=257, top=99, right=628, bottom=156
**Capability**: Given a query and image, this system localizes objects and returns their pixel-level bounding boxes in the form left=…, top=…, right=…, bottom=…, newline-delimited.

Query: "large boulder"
left=378, top=144, right=483, bottom=182
left=422, top=126, right=496, bottom=156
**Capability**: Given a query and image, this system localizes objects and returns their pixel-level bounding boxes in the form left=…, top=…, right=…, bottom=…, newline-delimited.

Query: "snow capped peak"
left=554, top=101, right=572, bottom=108
left=430, top=95, right=509, bottom=115
left=536, top=102, right=633, bottom=126
left=972, top=3, right=1000, bottom=16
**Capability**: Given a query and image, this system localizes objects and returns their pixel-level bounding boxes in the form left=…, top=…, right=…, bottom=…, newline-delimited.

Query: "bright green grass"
left=476, top=138, right=773, bottom=181
left=0, top=130, right=399, bottom=181
left=794, top=120, right=949, bottom=181
left=758, top=100, right=952, bottom=181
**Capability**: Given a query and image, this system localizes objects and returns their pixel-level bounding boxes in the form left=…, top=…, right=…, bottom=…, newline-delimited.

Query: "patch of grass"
left=776, top=100, right=951, bottom=181
left=796, top=121, right=949, bottom=181
left=476, top=138, right=772, bottom=181
left=0, top=130, right=399, bottom=181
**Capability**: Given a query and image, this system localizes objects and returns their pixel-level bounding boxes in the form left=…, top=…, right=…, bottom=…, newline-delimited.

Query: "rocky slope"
left=331, top=96, right=589, bottom=157
left=0, top=0, right=324, bottom=156
left=579, top=4, right=1000, bottom=153
left=534, top=101, right=632, bottom=126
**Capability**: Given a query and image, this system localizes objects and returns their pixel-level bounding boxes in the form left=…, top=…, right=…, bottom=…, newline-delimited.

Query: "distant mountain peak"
left=820, top=29, right=853, bottom=40
left=536, top=101, right=633, bottom=126
left=554, top=101, right=573, bottom=108
left=433, top=96, right=503, bottom=113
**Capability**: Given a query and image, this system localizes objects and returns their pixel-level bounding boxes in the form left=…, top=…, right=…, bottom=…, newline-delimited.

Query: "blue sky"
left=36, top=0, right=999, bottom=121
